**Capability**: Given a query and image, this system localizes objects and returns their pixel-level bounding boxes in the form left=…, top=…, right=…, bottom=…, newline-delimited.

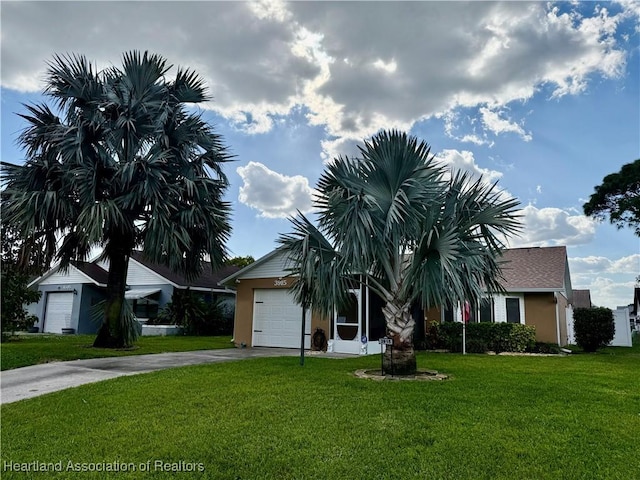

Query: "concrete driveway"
left=0, top=348, right=307, bottom=405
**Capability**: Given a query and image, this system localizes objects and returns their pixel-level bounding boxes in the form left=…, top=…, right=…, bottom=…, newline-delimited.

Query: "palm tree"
left=278, top=130, right=521, bottom=374
left=1, top=51, right=232, bottom=348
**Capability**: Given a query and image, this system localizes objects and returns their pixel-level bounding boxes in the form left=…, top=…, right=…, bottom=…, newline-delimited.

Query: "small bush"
left=573, top=307, right=615, bottom=352
left=465, top=338, right=489, bottom=353
left=528, top=342, right=561, bottom=354
left=427, top=322, right=536, bottom=353
left=505, top=324, right=536, bottom=353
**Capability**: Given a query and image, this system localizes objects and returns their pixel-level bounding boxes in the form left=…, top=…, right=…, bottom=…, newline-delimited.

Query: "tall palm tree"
left=278, top=130, right=521, bottom=374
left=1, top=51, right=232, bottom=348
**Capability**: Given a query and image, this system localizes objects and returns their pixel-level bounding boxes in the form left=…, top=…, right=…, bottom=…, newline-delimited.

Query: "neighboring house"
left=572, top=290, right=592, bottom=309
left=220, top=245, right=575, bottom=354
left=28, top=253, right=239, bottom=334
left=631, top=287, right=640, bottom=331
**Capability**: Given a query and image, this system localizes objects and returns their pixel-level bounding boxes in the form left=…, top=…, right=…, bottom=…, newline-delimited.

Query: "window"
left=131, top=299, right=159, bottom=320
left=479, top=298, right=494, bottom=323
left=443, top=304, right=455, bottom=322
left=505, top=298, right=521, bottom=324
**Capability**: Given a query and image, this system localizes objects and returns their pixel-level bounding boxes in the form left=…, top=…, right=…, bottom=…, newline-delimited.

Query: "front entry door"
left=333, top=289, right=362, bottom=354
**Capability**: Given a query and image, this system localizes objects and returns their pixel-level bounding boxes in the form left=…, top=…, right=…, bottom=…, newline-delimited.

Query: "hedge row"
left=423, top=321, right=537, bottom=353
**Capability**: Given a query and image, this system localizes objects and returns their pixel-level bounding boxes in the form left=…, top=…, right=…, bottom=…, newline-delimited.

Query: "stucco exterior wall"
left=77, top=284, right=106, bottom=334
left=524, top=292, right=558, bottom=344
left=232, top=277, right=329, bottom=348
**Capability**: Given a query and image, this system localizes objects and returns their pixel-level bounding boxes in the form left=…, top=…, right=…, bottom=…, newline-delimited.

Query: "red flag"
left=463, top=300, right=471, bottom=324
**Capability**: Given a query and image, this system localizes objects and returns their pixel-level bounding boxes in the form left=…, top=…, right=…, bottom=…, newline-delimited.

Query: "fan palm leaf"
left=1, top=51, right=232, bottom=348
left=279, top=130, right=521, bottom=374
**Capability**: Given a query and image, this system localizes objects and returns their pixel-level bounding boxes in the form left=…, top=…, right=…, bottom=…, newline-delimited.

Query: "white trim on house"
left=125, top=288, right=162, bottom=300
left=30, top=264, right=106, bottom=288
left=219, top=248, right=288, bottom=285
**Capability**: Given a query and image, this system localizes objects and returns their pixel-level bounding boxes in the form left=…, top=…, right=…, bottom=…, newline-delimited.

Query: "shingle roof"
left=71, top=261, right=109, bottom=286
left=130, top=251, right=240, bottom=290
left=498, top=246, right=568, bottom=291
left=572, top=289, right=592, bottom=309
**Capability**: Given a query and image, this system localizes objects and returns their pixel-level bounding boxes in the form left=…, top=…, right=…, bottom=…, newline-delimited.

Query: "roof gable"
left=130, top=251, right=240, bottom=289
left=499, top=246, right=568, bottom=291
left=219, top=248, right=291, bottom=285
left=31, top=261, right=108, bottom=287
left=572, top=289, right=592, bottom=309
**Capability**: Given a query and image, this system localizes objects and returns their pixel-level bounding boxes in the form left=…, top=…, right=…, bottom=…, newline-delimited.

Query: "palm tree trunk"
left=382, top=301, right=417, bottom=375
left=93, top=248, right=129, bottom=348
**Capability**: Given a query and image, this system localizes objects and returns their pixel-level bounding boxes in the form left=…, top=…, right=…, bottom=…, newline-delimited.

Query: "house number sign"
left=274, top=279, right=288, bottom=287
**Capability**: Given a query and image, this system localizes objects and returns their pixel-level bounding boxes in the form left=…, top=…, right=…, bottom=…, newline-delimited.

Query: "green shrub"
left=505, top=323, right=536, bottom=353
left=528, top=342, right=561, bottom=354
left=573, top=307, right=615, bottom=352
left=1, top=268, right=41, bottom=342
left=465, top=338, right=489, bottom=353
left=427, top=322, right=536, bottom=353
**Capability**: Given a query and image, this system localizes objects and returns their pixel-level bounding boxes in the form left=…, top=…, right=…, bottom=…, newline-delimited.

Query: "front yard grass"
left=2, top=346, right=639, bottom=479
left=0, top=334, right=233, bottom=371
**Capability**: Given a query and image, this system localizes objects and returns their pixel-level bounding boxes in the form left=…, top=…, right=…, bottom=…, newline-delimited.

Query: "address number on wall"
left=274, top=279, right=288, bottom=287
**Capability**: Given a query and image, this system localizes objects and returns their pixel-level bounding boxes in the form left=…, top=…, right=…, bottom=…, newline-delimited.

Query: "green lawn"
left=2, top=346, right=639, bottom=479
left=0, top=334, right=233, bottom=371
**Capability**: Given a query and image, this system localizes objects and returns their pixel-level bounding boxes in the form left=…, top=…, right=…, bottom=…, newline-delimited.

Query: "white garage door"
left=44, top=292, right=74, bottom=333
left=253, top=289, right=310, bottom=348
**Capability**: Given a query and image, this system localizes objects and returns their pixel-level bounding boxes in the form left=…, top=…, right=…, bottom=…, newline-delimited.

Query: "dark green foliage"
left=1, top=223, right=43, bottom=342
left=0, top=269, right=41, bottom=342
left=433, top=322, right=536, bottom=353
left=225, top=256, right=255, bottom=268
left=465, top=338, right=489, bottom=354
left=583, top=159, right=640, bottom=235
left=154, top=290, right=233, bottom=336
left=573, top=307, right=615, bottom=352
left=1, top=51, right=232, bottom=348
left=528, top=342, right=562, bottom=354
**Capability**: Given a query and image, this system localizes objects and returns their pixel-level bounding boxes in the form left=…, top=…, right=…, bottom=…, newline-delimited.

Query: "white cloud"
left=570, top=254, right=640, bottom=274
left=511, top=205, right=598, bottom=247
left=571, top=275, right=636, bottom=309
left=237, top=162, right=315, bottom=218
left=0, top=1, right=629, bottom=157
left=372, top=58, right=397, bottom=74
left=479, top=107, right=532, bottom=142
left=568, top=254, right=638, bottom=310
left=435, top=149, right=503, bottom=184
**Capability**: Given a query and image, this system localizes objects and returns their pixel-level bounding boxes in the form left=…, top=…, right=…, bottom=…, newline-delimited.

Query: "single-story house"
left=220, top=245, right=575, bottom=354
left=28, top=252, right=239, bottom=334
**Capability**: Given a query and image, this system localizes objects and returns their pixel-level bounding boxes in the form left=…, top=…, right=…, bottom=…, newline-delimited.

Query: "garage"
left=252, top=289, right=310, bottom=348
left=43, top=292, right=74, bottom=333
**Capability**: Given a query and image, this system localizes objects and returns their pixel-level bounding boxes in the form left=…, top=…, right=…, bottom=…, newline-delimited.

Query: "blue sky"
left=1, top=1, right=638, bottom=308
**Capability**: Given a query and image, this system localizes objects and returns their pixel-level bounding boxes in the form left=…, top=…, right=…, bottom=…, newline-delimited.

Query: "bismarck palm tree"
left=2, top=51, right=232, bottom=348
left=279, top=130, right=521, bottom=374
